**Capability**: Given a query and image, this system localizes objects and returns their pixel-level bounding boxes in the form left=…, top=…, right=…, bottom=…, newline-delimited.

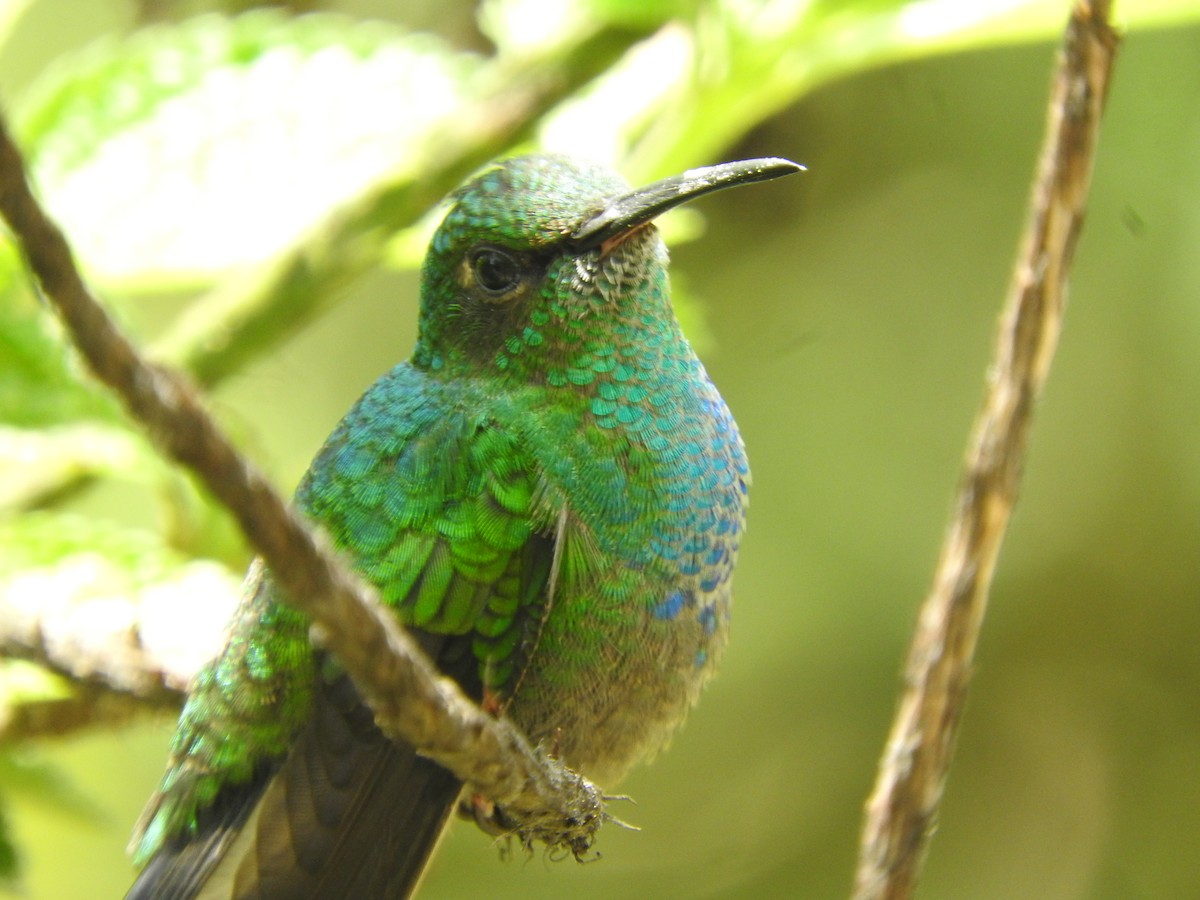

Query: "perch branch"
left=852, top=2, right=1119, bottom=898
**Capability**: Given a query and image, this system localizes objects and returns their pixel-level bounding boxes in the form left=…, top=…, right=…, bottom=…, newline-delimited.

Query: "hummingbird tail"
left=127, top=661, right=465, bottom=899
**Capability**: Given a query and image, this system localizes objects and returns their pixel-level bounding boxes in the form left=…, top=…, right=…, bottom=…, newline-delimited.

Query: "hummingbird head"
left=413, top=153, right=801, bottom=379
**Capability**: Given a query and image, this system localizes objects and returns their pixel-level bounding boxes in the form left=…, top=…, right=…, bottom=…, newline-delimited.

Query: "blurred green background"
left=2, top=1, right=1199, bottom=898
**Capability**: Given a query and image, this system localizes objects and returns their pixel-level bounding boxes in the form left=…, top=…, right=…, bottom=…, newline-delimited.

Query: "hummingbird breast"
left=499, top=344, right=749, bottom=785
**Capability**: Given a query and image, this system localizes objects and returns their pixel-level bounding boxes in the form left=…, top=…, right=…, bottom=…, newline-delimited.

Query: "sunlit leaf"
left=0, top=249, right=114, bottom=429
left=0, top=425, right=154, bottom=510
left=538, top=0, right=1200, bottom=179
left=584, top=0, right=701, bottom=27
left=0, top=660, right=73, bottom=711
left=16, top=11, right=478, bottom=287
left=0, top=752, right=104, bottom=823
left=478, top=0, right=597, bottom=55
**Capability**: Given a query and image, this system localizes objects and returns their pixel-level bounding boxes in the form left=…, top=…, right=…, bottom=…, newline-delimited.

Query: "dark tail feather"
left=127, top=657, right=466, bottom=900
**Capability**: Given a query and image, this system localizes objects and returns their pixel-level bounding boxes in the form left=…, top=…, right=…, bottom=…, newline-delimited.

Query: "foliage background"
left=1, top=1, right=1199, bottom=898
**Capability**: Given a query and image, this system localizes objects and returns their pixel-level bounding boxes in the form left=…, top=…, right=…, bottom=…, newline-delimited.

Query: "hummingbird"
left=127, top=152, right=802, bottom=898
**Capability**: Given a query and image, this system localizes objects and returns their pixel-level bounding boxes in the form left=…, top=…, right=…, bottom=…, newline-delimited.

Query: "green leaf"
left=478, top=0, right=598, bottom=55
left=536, top=0, right=1200, bottom=180
left=15, top=10, right=478, bottom=288
left=0, top=660, right=73, bottom=712
left=0, top=0, right=33, bottom=55
left=0, top=511, right=236, bottom=591
left=585, top=0, right=701, bottom=28
left=0, top=793, right=15, bottom=883
left=0, top=424, right=155, bottom=511
left=0, top=752, right=104, bottom=824
left=0, top=247, right=115, bottom=429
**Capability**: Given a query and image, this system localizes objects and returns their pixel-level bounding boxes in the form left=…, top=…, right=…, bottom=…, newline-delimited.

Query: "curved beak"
left=569, top=157, right=804, bottom=250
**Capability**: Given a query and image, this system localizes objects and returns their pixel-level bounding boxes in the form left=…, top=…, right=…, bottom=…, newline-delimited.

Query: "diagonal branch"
left=0, top=111, right=604, bottom=857
left=852, top=2, right=1120, bottom=898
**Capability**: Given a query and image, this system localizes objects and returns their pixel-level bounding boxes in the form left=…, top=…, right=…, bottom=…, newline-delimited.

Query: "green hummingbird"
left=127, top=152, right=801, bottom=898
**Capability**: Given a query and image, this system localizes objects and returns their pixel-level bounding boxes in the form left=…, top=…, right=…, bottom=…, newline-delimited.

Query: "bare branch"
left=0, top=112, right=604, bottom=856
left=0, top=561, right=238, bottom=743
left=852, top=3, right=1120, bottom=898
left=0, top=592, right=192, bottom=706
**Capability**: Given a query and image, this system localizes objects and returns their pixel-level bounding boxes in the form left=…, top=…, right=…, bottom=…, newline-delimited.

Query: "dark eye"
left=470, top=247, right=522, bottom=295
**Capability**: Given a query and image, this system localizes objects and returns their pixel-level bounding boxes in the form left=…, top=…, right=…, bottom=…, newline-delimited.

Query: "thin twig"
left=852, top=3, right=1119, bottom=898
left=0, top=113, right=604, bottom=856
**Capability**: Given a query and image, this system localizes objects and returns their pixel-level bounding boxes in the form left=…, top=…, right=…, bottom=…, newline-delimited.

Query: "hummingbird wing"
left=128, top=368, right=556, bottom=899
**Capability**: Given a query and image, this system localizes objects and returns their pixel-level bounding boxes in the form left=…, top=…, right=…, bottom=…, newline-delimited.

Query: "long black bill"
left=570, top=157, right=804, bottom=250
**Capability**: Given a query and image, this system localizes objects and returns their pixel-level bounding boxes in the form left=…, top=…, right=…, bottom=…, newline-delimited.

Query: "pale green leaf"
left=0, top=0, right=33, bottom=51
left=0, top=660, right=73, bottom=710
left=0, top=424, right=156, bottom=511
left=15, top=10, right=478, bottom=287
left=538, top=0, right=1200, bottom=179
left=0, top=249, right=115, bottom=429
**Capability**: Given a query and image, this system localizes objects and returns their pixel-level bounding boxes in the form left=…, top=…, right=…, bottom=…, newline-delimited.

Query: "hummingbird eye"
left=470, top=247, right=523, bottom=296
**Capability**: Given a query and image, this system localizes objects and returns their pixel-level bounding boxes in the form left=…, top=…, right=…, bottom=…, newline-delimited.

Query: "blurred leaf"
left=0, top=794, right=14, bottom=883
left=585, top=0, right=702, bottom=27
left=558, top=0, right=1200, bottom=179
left=477, top=0, right=597, bottom=55
left=0, top=0, right=32, bottom=49
left=0, top=511, right=233, bottom=595
left=15, top=10, right=479, bottom=287
left=0, top=660, right=73, bottom=712
left=0, top=248, right=115, bottom=429
left=0, top=424, right=155, bottom=511
left=0, top=752, right=104, bottom=823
